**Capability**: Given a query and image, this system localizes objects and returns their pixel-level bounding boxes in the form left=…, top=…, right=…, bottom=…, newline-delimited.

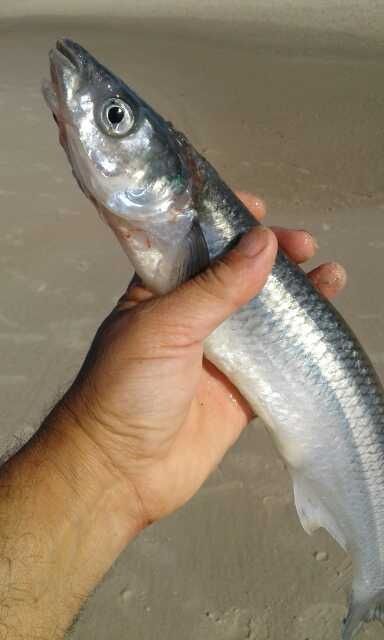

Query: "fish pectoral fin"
left=176, top=218, right=210, bottom=284
left=292, top=473, right=347, bottom=551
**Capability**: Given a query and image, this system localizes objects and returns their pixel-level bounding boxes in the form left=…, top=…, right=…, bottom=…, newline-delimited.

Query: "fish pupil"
left=108, top=106, right=124, bottom=125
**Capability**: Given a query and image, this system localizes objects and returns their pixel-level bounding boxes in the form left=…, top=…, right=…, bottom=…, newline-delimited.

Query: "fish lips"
left=43, top=39, right=85, bottom=113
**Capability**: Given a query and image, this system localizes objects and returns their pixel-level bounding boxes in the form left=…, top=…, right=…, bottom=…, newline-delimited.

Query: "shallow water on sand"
left=0, top=18, right=383, bottom=639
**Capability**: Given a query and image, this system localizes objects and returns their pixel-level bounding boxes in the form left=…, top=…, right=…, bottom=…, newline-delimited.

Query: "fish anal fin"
left=342, top=591, right=384, bottom=639
left=292, top=473, right=347, bottom=551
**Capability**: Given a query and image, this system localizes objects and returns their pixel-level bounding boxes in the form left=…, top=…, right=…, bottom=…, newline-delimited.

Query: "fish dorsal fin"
left=292, top=473, right=347, bottom=551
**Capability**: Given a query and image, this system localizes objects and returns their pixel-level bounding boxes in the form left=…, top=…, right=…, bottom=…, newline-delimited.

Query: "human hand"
left=59, top=192, right=346, bottom=528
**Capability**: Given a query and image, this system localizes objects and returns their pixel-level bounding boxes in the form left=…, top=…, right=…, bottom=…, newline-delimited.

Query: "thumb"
left=153, top=226, right=277, bottom=344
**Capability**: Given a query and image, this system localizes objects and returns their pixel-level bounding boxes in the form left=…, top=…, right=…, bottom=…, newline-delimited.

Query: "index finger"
left=236, top=190, right=267, bottom=221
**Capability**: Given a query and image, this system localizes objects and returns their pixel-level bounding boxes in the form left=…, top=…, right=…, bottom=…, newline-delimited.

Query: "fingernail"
left=300, top=229, right=319, bottom=250
left=318, top=264, right=347, bottom=287
left=236, top=227, right=270, bottom=257
left=253, top=197, right=266, bottom=210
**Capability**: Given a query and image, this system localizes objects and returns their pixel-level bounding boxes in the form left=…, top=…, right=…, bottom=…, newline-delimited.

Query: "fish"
left=43, top=39, right=384, bottom=638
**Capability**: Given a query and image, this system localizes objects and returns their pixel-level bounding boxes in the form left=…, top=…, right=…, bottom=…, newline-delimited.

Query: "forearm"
left=0, top=403, right=143, bottom=639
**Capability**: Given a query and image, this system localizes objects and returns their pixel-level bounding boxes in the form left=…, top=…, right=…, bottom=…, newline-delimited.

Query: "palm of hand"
left=74, top=309, right=247, bottom=520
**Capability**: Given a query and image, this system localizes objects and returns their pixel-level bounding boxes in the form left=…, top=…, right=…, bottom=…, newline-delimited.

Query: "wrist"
left=40, top=399, right=147, bottom=542
left=0, top=400, right=147, bottom=639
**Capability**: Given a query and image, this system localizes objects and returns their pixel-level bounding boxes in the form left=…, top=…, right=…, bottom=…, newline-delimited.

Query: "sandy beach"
left=0, top=14, right=383, bottom=639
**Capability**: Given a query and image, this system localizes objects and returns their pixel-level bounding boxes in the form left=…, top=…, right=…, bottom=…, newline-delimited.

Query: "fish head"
left=43, top=39, right=212, bottom=293
left=43, top=39, right=191, bottom=222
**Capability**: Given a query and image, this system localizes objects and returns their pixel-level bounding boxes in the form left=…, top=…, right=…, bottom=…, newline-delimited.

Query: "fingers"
left=144, top=227, right=277, bottom=345
left=235, top=191, right=318, bottom=266
left=116, top=277, right=154, bottom=311
left=236, top=190, right=266, bottom=220
left=266, top=226, right=346, bottom=298
left=307, top=262, right=347, bottom=299
left=272, top=227, right=317, bottom=264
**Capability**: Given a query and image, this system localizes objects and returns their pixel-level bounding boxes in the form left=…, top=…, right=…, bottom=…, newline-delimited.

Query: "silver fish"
left=43, top=39, right=384, bottom=638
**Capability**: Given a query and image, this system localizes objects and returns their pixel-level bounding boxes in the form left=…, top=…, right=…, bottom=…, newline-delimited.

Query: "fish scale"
left=43, top=38, right=384, bottom=638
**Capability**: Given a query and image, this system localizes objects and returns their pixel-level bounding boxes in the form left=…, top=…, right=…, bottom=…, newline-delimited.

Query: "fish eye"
left=100, top=98, right=134, bottom=137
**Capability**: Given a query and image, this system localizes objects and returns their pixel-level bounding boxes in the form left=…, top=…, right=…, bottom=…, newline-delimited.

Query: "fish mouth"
left=56, top=39, right=81, bottom=70
left=50, top=39, right=83, bottom=73
left=43, top=39, right=84, bottom=115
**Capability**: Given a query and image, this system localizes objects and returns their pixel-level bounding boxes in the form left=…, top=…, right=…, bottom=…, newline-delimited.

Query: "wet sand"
left=0, top=17, right=383, bottom=639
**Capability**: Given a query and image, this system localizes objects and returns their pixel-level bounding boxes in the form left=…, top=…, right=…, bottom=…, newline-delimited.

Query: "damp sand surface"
left=1, top=18, right=384, bottom=639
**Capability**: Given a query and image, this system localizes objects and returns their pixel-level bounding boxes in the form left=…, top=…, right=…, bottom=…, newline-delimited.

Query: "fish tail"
left=342, top=590, right=384, bottom=639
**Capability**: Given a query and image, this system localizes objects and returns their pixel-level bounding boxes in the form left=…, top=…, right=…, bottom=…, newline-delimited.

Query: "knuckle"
left=194, top=257, right=235, bottom=304
left=128, top=298, right=196, bottom=350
